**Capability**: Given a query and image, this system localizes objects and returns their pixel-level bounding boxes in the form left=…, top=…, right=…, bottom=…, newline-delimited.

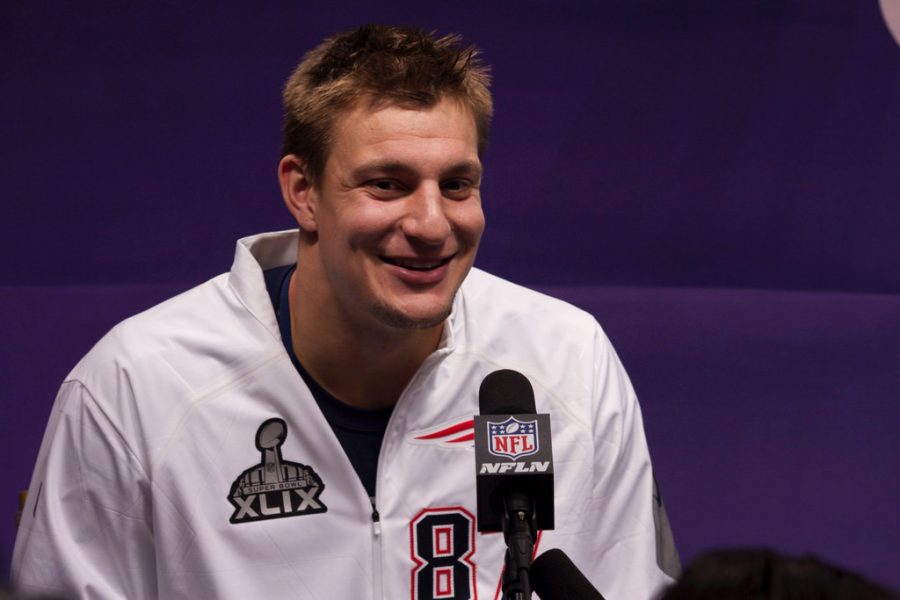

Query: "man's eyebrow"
left=350, top=160, right=483, bottom=180
left=443, top=160, right=483, bottom=179
left=350, top=161, right=411, bottom=179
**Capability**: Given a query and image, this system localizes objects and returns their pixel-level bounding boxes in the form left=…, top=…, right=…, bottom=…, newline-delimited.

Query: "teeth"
left=384, top=257, right=446, bottom=270
left=398, top=261, right=440, bottom=271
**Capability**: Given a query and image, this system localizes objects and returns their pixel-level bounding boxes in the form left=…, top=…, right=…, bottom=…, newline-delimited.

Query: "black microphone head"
left=531, top=549, right=606, bottom=600
left=479, top=369, right=536, bottom=415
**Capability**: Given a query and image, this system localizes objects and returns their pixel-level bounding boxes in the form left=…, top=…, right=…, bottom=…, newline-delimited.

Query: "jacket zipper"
left=372, top=505, right=383, bottom=599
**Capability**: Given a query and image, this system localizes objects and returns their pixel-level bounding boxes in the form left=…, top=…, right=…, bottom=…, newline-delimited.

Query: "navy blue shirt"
left=265, top=264, right=392, bottom=500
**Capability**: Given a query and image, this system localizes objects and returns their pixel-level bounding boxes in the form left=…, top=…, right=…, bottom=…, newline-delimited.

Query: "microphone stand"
left=501, top=492, right=536, bottom=600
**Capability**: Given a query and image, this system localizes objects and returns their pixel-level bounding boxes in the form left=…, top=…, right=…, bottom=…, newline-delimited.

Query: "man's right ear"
left=278, top=155, right=318, bottom=232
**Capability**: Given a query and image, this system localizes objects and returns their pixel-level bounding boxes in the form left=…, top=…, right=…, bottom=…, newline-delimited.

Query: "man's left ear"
left=278, top=154, right=318, bottom=232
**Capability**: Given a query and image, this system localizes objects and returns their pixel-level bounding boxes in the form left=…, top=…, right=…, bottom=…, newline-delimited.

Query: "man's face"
left=300, top=97, right=485, bottom=331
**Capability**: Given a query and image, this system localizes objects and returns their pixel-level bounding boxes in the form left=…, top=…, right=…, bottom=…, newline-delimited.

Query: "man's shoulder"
left=67, top=271, right=280, bottom=399
left=452, top=269, right=622, bottom=414
left=459, top=268, right=598, bottom=329
left=49, top=233, right=294, bottom=463
left=69, top=231, right=295, bottom=385
left=76, top=275, right=225, bottom=358
left=453, top=268, right=606, bottom=371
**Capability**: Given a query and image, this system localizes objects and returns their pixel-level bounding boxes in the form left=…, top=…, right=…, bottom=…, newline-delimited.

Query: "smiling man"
left=13, top=26, right=678, bottom=600
left=280, top=96, right=485, bottom=409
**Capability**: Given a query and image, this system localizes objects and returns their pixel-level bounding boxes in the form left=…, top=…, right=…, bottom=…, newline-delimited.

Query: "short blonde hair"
left=281, top=25, right=493, bottom=184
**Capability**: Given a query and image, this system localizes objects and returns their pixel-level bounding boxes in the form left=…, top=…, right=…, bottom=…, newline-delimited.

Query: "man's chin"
left=371, top=300, right=454, bottom=331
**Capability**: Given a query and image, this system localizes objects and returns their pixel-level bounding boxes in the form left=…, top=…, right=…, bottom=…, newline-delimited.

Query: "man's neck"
left=288, top=270, right=443, bottom=410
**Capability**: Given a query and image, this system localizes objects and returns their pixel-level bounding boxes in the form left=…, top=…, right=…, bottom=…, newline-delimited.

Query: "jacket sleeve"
left=12, top=379, right=158, bottom=599
left=588, top=324, right=681, bottom=599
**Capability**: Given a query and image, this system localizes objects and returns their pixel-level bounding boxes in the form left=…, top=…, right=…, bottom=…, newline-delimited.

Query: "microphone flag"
left=474, top=411, right=554, bottom=532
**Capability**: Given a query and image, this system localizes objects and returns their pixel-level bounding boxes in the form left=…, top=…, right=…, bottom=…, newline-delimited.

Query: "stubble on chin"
left=371, top=297, right=455, bottom=330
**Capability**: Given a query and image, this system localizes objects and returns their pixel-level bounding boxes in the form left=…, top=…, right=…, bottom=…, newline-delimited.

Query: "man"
left=13, top=25, right=678, bottom=599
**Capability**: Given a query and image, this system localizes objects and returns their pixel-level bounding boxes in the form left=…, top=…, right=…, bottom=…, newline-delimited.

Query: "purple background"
left=3, top=0, right=899, bottom=591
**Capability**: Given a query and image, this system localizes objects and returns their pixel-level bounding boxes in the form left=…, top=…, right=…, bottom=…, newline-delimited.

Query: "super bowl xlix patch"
left=228, top=418, right=327, bottom=524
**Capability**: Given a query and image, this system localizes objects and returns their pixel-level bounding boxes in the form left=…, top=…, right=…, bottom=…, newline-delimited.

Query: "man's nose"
left=401, top=182, right=452, bottom=245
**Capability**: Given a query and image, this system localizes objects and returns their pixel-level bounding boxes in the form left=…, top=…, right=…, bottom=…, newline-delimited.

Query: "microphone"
left=531, top=549, right=606, bottom=600
left=474, top=369, right=555, bottom=599
left=474, top=369, right=554, bottom=532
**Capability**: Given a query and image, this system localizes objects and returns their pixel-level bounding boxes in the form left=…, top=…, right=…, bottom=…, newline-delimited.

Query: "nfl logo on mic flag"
left=488, top=417, right=540, bottom=459
left=474, top=413, right=554, bottom=532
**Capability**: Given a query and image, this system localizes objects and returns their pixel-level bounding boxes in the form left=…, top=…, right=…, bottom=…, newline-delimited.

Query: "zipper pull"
left=371, top=507, right=382, bottom=537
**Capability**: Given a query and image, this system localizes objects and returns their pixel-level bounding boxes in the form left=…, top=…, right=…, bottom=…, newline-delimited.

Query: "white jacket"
left=13, top=231, right=677, bottom=599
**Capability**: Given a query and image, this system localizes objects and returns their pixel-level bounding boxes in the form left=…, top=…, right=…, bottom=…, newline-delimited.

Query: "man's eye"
left=371, top=180, right=399, bottom=191
left=365, top=179, right=407, bottom=197
left=442, top=180, right=472, bottom=197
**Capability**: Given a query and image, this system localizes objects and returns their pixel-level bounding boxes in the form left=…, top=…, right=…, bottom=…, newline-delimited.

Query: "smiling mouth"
left=380, top=256, right=453, bottom=271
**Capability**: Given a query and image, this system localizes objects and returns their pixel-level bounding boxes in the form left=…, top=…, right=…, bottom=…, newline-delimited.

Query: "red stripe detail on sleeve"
left=414, top=419, right=474, bottom=440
